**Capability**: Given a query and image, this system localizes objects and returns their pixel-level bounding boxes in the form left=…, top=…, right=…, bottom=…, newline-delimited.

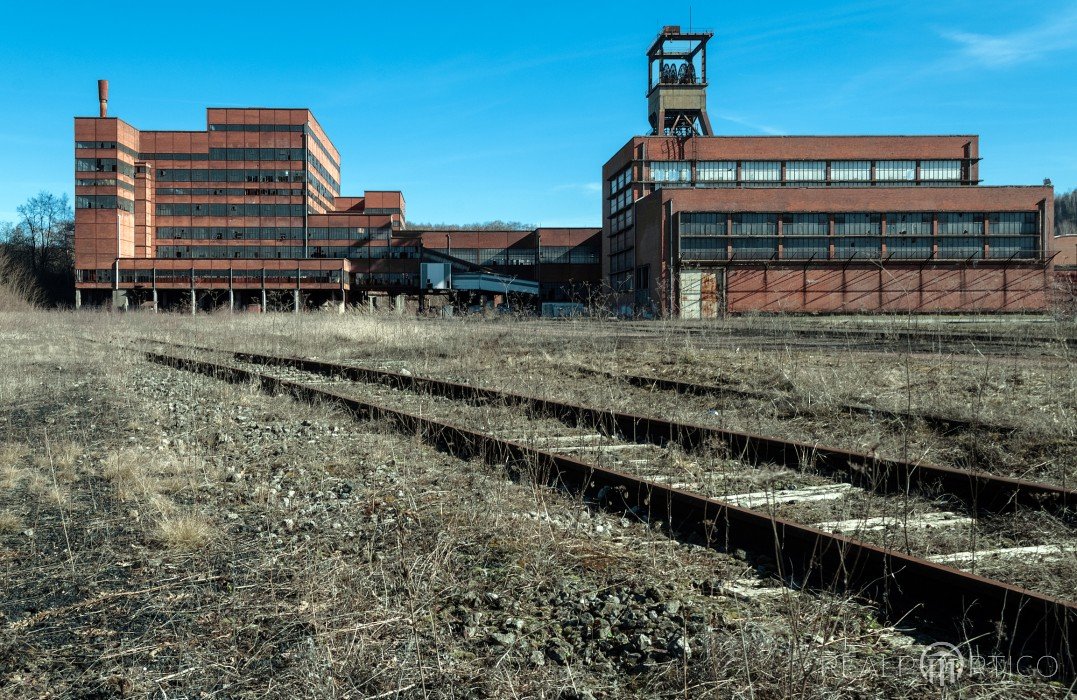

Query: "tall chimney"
left=98, top=79, right=108, bottom=118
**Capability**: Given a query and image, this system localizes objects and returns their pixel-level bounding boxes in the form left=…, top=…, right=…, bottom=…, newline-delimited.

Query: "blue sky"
left=0, top=0, right=1074, bottom=226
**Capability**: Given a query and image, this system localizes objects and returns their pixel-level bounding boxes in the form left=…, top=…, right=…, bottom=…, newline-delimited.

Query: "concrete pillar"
left=368, top=296, right=375, bottom=314
left=336, top=292, right=345, bottom=314
left=394, top=294, right=406, bottom=315
left=293, top=289, right=300, bottom=314
left=260, top=289, right=267, bottom=313
left=228, top=289, right=235, bottom=312
left=74, top=290, right=82, bottom=309
left=111, top=290, right=128, bottom=311
left=190, top=289, right=196, bottom=315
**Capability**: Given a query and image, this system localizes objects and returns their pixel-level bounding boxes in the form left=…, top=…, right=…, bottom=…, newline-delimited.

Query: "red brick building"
left=603, top=27, right=1057, bottom=316
left=74, top=82, right=599, bottom=312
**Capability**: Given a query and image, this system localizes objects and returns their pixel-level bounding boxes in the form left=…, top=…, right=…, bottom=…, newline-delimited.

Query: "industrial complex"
left=74, top=27, right=1075, bottom=315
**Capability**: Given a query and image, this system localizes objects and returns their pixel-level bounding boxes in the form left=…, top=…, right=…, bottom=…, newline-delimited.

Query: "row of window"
left=308, top=227, right=387, bottom=240
left=77, top=177, right=135, bottom=192
left=679, top=236, right=1038, bottom=261
left=156, top=203, right=305, bottom=217
left=76, top=158, right=136, bottom=177
left=155, top=168, right=305, bottom=183
left=649, top=160, right=965, bottom=184
left=680, top=212, right=1039, bottom=237
left=610, top=249, right=635, bottom=275
left=427, top=247, right=600, bottom=265
left=158, top=226, right=305, bottom=240
left=207, top=147, right=304, bottom=161
left=159, top=246, right=307, bottom=259
left=306, top=173, right=338, bottom=208
left=156, top=187, right=301, bottom=197
left=75, top=141, right=138, bottom=158
left=146, top=269, right=345, bottom=285
left=306, top=152, right=340, bottom=194
left=304, top=126, right=341, bottom=179
left=75, top=195, right=135, bottom=212
left=156, top=245, right=425, bottom=260
left=610, top=189, right=633, bottom=214
left=609, top=166, right=632, bottom=195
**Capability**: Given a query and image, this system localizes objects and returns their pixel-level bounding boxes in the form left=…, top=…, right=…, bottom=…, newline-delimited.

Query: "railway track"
left=581, top=367, right=1020, bottom=437
left=143, top=343, right=1077, bottom=680
left=608, top=321, right=1076, bottom=354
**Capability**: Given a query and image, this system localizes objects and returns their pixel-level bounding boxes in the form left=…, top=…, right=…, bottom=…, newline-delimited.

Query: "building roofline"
left=629, top=134, right=980, bottom=139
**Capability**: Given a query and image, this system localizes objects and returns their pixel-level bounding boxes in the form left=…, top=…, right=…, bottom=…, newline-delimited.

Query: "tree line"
left=0, top=192, right=74, bottom=307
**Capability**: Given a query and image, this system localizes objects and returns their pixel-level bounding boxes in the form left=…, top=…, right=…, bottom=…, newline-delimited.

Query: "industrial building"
left=75, top=27, right=1070, bottom=317
left=603, top=27, right=1059, bottom=316
left=74, top=81, right=600, bottom=312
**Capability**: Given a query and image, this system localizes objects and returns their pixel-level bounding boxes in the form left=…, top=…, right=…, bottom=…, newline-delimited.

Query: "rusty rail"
left=145, top=349, right=1077, bottom=680
left=580, top=367, right=1019, bottom=437
left=230, top=350, right=1077, bottom=521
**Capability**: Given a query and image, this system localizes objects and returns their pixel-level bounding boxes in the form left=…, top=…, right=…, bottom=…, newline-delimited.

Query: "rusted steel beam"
left=232, top=351, right=1077, bottom=520
left=146, top=350, right=1077, bottom=680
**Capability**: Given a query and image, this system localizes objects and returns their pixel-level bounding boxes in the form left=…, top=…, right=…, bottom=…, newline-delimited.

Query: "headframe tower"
left=647, top=25, right=713, bottom=137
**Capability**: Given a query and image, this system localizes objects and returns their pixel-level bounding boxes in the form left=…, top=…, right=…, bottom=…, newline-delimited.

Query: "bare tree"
left=10, top=191, right=74, bottom=275
left=1056, top=188, right=1077, bottom=237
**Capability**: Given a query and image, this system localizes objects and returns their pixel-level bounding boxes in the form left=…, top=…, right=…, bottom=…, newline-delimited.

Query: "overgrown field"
left=0, top=310, right=1073, bottom=698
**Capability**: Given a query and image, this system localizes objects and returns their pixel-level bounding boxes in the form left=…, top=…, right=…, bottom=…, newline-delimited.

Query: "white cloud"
left=552, top=182, right=601, bottom=194
left=717, top=114, right=786, bottom=136
left=941, top=12, right=1077, bottom=68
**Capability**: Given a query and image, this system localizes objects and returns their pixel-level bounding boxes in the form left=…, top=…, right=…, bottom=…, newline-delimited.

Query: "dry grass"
left=154, top=509, right=217, bottom=551
left=102, top=448, right=151, bottom=502
left=0, top=509, right=22, bottom=534
left=0, top=309, right=1071, bottom=698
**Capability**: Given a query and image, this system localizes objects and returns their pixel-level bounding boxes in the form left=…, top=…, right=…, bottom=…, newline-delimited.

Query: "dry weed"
left=102, top=449, right=151, bottom=502
left=0, top=510, right=22, bottom=534
left=155, top=510, right=217, bottom=551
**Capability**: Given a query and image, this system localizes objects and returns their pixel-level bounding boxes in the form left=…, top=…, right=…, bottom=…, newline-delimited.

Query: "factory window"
left=636, top=265, right=649, bottom=291
left=609, top=165, right=632, bottom=193
left=650, top=161, right=691, bottom=182
left=885, top=212, right=932, bottom=236
left=75, top=195, right=134, bottom=212
left=875, top=160, right=916, bottom=181
left=921, top=160, right=962, bottom=181
left=610, top=249, right=635, bottom=274
left=76, top=158, right=118, bottom=173
left=730, top=237, right=777, bottom=259
left=732, top=213, right=777, bottom=236
left=680, top=236, right=727, bottom=260
left=938, top=212, right=983, bottom=236
left=781, top=214, right=830, bottom=258
left=833, top=237, right=881, bottom=259
left=740, top=161, right=781, bottom=183
left=987, top=236, right=1038, bottom=259
left=834, top=213, right=880, bottom=236
left=989, top=212, right=1037, bottom=235
left=609, top=270, right=633, bottom=292
left=696, top=161, right=736, bottom=182
left=830, top=161, right=871, bottom=182
left=681, top=212, right=726, bottom=235
left=782, top=236, right=829, bottom=259
left=784, top=161, right=826, bottom=182
left=781, top=213, right=827, bottom=236
left=938, top=213, right=983, bottom=259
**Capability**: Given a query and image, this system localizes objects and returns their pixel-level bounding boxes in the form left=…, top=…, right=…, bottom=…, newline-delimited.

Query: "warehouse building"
left=74, top=81, right=599, bottom=312
left=603, top=27, right=1058, bottom=316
